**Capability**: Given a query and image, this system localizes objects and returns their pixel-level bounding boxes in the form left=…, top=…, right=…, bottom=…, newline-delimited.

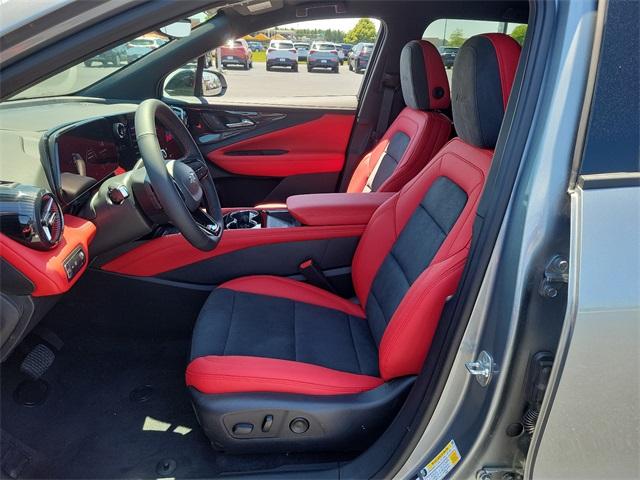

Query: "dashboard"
left=0, top=99, right=184, bottom=207
left=52, top=112, right=184, bottom=205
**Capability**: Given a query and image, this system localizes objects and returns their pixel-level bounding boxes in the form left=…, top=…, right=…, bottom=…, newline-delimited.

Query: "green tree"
left=447, top=28, right=466, bottom=48
left=510, top=24, right=528, bottom=45
left=344, top=18, right=377, bottom=44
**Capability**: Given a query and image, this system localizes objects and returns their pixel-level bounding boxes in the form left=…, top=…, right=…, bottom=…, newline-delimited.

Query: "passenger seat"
left=345, top=40, right=452, bottom=193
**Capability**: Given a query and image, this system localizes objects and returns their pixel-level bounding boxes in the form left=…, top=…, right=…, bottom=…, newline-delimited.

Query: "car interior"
left=0, top=0, right=531, bottom=478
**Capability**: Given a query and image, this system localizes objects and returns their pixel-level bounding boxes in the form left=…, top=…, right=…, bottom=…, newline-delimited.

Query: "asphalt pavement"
left=220, top=62, right=364, bottom=100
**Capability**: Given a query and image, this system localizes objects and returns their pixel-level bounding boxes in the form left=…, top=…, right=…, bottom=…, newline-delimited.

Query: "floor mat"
left=0, top=272, right=347, bottom=479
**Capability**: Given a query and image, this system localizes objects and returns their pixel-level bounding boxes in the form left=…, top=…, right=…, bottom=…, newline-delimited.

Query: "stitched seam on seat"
left=292, top=300, right=297, bottom=362
left=189, top=372, right=381, bottom=393
left=389, top=249, right=412, bottom=285
left=347, top=316, right=363, bottom=374
left=221, top=290, right=236, bottom=355
left=418, top=202, right=448, bottom=236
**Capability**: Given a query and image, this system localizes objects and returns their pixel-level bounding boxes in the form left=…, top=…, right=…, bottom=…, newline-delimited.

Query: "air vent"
left=0, top=184, right=64, bottom=250
left=113, top=122, right=127, bottom=139
left=38, top=193, right=63, bottom=247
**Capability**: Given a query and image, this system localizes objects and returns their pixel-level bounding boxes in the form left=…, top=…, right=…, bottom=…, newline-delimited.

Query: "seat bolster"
left=378, top=252, right=468, bottom=380
left=186, top=356, right=384, bottom=395
left=221, top=275, right=365, bottom=318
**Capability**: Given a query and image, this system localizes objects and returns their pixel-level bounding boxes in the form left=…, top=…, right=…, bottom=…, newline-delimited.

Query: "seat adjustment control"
left=289, top=417, right=309, bottom=434
left=262, top=415, right=273, bottom=432
left=232, top=422, right=253, bottom=435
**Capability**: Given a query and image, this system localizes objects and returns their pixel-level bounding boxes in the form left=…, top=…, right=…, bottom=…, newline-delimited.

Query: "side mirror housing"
left=202, top=69, right=227, bottom=97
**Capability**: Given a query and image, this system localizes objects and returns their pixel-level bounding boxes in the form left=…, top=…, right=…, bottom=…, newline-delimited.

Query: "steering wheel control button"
left=107, top=185, right=129, bottom=205
left=232, top=423, right=254, bottom=435
left=261, top=415, right=274, bottom=433
left=289, top=417, right=309, bottom=434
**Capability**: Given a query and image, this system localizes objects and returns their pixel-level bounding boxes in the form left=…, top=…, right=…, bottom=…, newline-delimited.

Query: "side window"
left=197, top=18, right=379, bottom=108
left=423, top=19, right=526, bottom=85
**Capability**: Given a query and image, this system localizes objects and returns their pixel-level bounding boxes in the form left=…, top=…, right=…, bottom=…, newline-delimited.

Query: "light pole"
left=443, top=19, right=448, bottom=46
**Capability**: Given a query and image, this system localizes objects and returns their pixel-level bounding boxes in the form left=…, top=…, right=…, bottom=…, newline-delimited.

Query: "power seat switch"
left=63, top=246, right=86, bottom=281
left=232, top=423, right=253, bottom=435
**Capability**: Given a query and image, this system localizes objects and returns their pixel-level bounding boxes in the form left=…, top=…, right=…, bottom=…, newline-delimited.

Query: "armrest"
left=287, top=192, right=394, bottom=226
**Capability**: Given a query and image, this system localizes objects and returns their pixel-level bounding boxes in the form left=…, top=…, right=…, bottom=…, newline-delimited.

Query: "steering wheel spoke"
left=135, top=99, right=223, bottom=251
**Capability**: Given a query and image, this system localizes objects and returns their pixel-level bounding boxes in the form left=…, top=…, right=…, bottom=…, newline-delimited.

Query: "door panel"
left=207, top=113, right=354, bottom=177
left=180, top=105, right=356, bottom=207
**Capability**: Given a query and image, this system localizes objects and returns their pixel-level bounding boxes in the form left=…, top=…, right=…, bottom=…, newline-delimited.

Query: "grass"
left=250, top=51, right=308, bottom=63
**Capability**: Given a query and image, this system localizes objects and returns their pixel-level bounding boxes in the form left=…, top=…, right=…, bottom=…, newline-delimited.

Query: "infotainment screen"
left=56, top=118, right=120, bottom=184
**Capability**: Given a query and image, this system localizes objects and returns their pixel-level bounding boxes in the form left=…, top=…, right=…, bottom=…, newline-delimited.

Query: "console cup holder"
left=224, top=210, right=261, bottom=229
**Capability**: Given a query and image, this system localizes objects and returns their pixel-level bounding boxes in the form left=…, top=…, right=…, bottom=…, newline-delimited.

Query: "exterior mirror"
left=163, top=66, right=226, bottom=98
left=163, top=67, right=197, bottom=97
left=202, top=69, right=227, bottom=97
left=160, top=20, right=192, bottom=39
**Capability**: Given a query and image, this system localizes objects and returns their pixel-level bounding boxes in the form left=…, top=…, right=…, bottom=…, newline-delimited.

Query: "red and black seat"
left=188, top=34, right=522, bottom=453
left=346, top=40, right=451, bottom=193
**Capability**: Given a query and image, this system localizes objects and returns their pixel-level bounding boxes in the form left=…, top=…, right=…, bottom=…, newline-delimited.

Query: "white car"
left=266, top=40, right=298, bottom=71
left=307, top=42, right=340, bottom=72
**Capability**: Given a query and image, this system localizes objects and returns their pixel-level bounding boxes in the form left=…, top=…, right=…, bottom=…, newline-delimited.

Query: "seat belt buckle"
left=299, top=259, right=337, bottom=294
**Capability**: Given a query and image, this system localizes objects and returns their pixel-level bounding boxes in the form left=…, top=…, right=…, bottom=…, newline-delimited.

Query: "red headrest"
left=400, top=40, right=450, bottom=111
left=451, top=33, right=521, bottom=149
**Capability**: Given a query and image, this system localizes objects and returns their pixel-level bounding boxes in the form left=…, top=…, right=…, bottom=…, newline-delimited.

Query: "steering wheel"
left=135, top=99, right=223, bottom=251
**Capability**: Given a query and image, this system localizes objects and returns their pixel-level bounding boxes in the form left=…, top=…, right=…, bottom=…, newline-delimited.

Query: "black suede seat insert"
left=191, top=289, right=379, bottom=376
left=366, top=131, right=411, bottom=192
left=366, top=177, right=468, bottom=344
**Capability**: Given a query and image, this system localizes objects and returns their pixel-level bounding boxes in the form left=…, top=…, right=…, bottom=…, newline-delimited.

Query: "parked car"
left=125, top=38, right=159, bottom=63
left=219, top=39, right=253, bottom=69
left=338, top=43, right=353, bottom=64
left=294, top=42, right=310, bottom=61
left=84, top=45, right=127, bottom=67
left=247, top=41, right=264, bottom=52
left=307, top=42, right=340, bottom=72
left=348, top=42, right=374, bottom=73
left=266, top=40, right=298, bottom=71
left=439, top=46, right=459, bottom=68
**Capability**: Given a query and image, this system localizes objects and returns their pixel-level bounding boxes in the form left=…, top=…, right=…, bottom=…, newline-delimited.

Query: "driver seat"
left=188, top=34, right=521, bottom=453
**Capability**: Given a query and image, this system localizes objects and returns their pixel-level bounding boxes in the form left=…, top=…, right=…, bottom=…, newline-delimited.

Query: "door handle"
left=225, top=119, right=255, bottom=128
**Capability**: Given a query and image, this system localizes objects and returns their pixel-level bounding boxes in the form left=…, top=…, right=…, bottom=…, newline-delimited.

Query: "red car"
left=219, top=38, right=253, bottom=69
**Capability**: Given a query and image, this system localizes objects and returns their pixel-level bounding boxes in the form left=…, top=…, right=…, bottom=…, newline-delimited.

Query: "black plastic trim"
left=190, top=377, right=415, bottom=453
left=0, top=259, right=35, bottom=296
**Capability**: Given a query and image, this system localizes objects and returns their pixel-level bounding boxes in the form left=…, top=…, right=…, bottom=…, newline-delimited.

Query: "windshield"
left=8, top=14, right=206, bottom=101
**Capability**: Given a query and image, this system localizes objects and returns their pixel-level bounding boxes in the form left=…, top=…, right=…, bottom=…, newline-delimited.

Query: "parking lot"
left=221, top=62, right=363, bottom=99
left=40, top=61, right=451, bottom=107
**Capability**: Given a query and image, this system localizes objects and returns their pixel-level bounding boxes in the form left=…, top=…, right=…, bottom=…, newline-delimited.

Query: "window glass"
left=208, top=18, right=380, bottom=108
left=422, top=19, right=526, bottom=87
left=8, top=13, right=209, bottom=101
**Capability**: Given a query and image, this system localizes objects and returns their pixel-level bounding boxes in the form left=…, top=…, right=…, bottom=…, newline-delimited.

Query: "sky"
left=280, top=18, right=380, bottom=31
left=278, top=17, right=523, bottom=38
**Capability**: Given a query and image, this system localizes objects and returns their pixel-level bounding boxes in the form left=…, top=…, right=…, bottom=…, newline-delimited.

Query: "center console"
left=223, top=209, right=299, bottom=230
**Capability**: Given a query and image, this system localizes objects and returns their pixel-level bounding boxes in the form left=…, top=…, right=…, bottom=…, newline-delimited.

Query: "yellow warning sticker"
left=415, top=440, right=461, bottom=480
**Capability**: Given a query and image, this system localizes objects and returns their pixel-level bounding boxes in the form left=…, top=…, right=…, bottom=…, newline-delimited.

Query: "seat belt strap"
left=299, top=259, right=337, bottom=294
left=372, top=73, right=401, bottom=142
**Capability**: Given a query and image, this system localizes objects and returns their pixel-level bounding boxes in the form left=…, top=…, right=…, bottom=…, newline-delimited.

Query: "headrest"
left=452, top=33, right=521, bottom=149
left=400, top=40, right=450, bottom=111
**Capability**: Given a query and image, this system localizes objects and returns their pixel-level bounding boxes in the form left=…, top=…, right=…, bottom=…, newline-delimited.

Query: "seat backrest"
left=351, top=34, right=522, bottom=380
left=346, top=40, right=452, bottom=193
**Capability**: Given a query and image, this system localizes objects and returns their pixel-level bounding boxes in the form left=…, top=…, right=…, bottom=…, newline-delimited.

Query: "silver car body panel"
left=527, top=181, right=640, bottom=479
